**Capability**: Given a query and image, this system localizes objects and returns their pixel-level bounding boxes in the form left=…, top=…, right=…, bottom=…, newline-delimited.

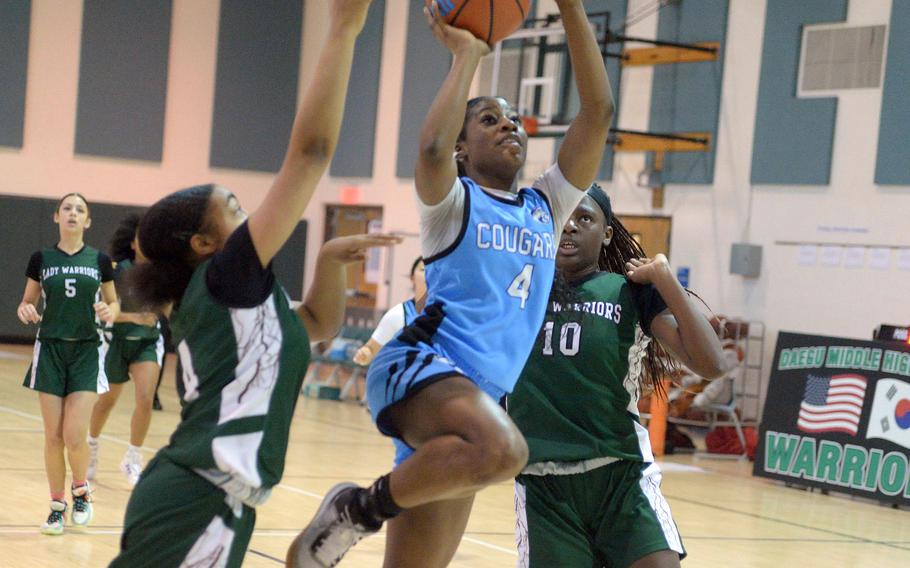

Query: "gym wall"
left=1, top=1, right=908, bottom=381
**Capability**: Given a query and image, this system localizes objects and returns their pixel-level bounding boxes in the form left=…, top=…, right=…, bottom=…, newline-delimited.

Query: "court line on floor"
left=0, top=527, right=294, bottom=565
left=0, top=526, right=329, bottom=537
left=247, top=549, right=285, bottom=564
left=460, top=536, right=518, bottom=555
left=0, top=404, right=518, bottom=558
left=683, top=535, right=891, bottom=543
left=0, top=525, right=516, bottom=563
left=2, top=521, right=902, bottom=546
left=0, top=404, right=173, bottom=454
left=0, top=466, right=387, bottom=484
left=0, top=467, right=127, bottom=474
left=0, top=350, right=31, bottom=361
left=297, top=414, right=377, bottom=435
left=665, top=493, right=910, bottom=553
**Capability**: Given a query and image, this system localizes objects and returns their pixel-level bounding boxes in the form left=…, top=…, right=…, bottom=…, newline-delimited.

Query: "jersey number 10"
left=542, top=321, right=581, bottom=357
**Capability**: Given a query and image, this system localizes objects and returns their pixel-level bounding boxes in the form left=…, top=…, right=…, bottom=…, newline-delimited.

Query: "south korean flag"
left=865, top=378, right=910, bottom=450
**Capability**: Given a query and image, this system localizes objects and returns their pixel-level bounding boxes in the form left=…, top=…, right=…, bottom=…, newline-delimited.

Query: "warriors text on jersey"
left=26, top=246, right=114, bottom=340
left=509, top=271, right=667, bottom=465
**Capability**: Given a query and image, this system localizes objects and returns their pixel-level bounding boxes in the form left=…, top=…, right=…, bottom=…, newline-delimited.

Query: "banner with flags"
left=754, top=332, right=910, bottom=506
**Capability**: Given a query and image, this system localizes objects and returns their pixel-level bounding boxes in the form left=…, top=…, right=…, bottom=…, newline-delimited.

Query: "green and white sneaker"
left=40, top=500, right=67, bottom=536
left=71, top=483, right=93, bottom=527
left=120, top=448, right=143, bottom=487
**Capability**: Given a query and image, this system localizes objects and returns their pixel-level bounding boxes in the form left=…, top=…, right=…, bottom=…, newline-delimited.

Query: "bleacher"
left=302, top=308, right=380, bottom=402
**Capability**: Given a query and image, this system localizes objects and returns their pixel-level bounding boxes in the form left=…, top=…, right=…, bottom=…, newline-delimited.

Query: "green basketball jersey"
left=110, top=259, right=160, bottom=340
left=159, top=260, right=310, bottom=501
left=509, top=272, right=666, bottom=466
left=28, top=246, right=113, bottom=341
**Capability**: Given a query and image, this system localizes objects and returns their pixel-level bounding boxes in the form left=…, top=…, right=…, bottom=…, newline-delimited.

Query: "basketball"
left=429, top=0, right=531, bottom=46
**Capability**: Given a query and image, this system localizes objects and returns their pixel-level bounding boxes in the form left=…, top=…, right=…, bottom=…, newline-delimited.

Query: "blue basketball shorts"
left=367, top=336, right=507, bottom=467
left=392, top=438, right=414, bottom=468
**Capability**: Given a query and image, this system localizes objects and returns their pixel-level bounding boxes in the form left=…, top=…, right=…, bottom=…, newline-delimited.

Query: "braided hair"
left=586, top=185, right=680, bottom=397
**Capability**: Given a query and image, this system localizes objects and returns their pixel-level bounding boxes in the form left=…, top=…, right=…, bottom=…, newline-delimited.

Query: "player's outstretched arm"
left=415, top=3, right=490, bottom=206
left=628, top=255, right=728, bottom=380
left=248, top=0, right=373, bottom=268
left=555, top=0, right=614, bottom=189
left=297, top=234, right=401, bottom=342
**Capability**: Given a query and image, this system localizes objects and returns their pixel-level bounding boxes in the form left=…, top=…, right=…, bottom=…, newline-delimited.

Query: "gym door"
left=324, top=205, right=383, bottom=309
left=615, top=215, right=672, bottom=259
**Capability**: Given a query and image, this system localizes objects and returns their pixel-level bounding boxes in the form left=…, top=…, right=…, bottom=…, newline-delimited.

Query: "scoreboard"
left=874, top=324, right=910, bottom=343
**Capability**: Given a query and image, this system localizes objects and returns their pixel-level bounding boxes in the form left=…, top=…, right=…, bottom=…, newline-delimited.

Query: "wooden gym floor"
left=1, top=344, right=908, bottom=567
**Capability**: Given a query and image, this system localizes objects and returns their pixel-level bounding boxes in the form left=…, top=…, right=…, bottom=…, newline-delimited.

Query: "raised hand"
left=17, top=303, right=41, bottom=325
left=319, top=234, right=403, bottom=266
left=353, top=344, right=375, bottom=366
left=424, top=1, right=491, bottom=56
left=625, top=254, right=672, bottom=285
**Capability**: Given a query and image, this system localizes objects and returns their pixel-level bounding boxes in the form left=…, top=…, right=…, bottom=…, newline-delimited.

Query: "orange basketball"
left=429, top=0, right=531, bottom=46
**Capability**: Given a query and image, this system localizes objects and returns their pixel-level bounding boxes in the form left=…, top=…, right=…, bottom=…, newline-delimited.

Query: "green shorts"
left=515, top=460, right=686, bottom=568
left=22, top=339, right=109, bottom=397
left=104, top=335, right=164, bottom=384
left=111, top=456, right=256, bottom=568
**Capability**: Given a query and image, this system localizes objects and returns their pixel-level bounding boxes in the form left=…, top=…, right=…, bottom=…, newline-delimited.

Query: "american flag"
left=797, top=374, right=867, bottom=436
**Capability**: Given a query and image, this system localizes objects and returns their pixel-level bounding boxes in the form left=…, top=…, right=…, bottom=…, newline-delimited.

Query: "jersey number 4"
left=542, top=321, right=581, bottom=356
left=507, top=264, right=534, bottom=309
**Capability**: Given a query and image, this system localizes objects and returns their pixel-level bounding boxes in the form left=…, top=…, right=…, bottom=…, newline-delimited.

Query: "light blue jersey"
left=421, top=177, right=557, bottom=393
left=367, top=167, right=583, bottom=440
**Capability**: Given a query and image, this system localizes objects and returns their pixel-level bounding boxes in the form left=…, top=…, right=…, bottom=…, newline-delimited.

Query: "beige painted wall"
left=3, top=0, right=910, bottom=391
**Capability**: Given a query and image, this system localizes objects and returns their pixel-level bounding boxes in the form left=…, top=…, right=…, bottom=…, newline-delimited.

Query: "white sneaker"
left=289, top=482, right=380, bottom=567
left=87, top=438, right=99, bottom=481
left=71, top=483, right=93, bottom=527
left=120, top=449, right=143, bottom=487
left=40, top=500, right=66, bottom=536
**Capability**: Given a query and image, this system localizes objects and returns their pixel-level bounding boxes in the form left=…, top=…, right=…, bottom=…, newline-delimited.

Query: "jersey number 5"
left=64, top=278, right=77, bottom=298
left=507, top=264, right=534, bottom=309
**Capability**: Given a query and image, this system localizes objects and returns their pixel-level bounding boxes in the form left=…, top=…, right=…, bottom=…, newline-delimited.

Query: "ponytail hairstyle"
left=455, top=97, right=488, bottom=178
left=109, top=213, right=142, bottom=263
left=587, top=184, right=680, bottom=398
left=128, top=184, right=216, bottom=312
